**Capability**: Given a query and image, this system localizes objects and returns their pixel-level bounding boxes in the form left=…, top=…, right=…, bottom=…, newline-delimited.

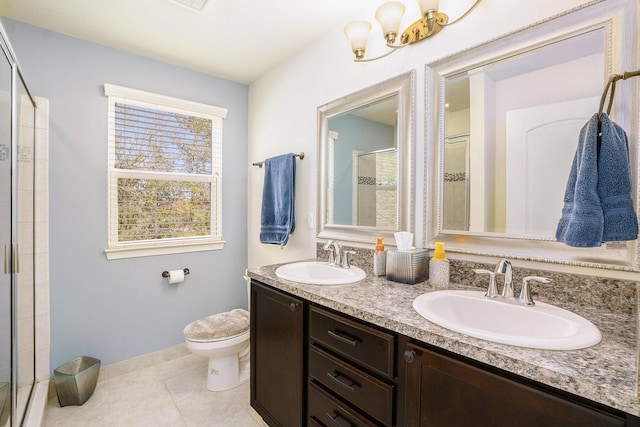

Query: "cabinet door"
left=250, top=281, right=305, bottom=427
left=403, top=342, right=626, bottom=427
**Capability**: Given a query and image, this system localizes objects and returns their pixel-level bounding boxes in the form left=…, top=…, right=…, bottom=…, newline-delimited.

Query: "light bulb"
left=375, top=2, right=406, bottom=44
left=416, top=0, right=439, bottom=15
left=344, top=21, right=372, bottom=59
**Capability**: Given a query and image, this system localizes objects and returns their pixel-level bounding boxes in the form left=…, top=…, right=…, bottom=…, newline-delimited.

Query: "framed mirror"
left=318, top=70, right=415, bottom=246
left=425, top=0, right=639, bottom=270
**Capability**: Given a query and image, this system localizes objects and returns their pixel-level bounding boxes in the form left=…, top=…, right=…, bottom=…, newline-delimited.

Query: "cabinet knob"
left=404, top=349, right=417, bottom=363
left=289, top=302, right=300, bottom=311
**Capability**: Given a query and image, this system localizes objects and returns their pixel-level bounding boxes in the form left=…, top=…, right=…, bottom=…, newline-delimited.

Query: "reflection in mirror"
left=426, top=0, right=640, bottom=270
left=443, top=28, right=604, bottom=236
left=443, top=134, right=470, bottom=231
left=318, top=71, right=415, bottom=245
left=356, top=149, right=397, bottom=228
left=327, top=96, right=398, bottom=228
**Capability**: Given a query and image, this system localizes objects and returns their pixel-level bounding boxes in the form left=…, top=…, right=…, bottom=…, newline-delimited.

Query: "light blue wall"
left=2, top=18, right=249, bottom=371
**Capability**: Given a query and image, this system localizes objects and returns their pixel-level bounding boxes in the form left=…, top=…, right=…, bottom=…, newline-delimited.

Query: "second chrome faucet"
left=474, top=259, right=551, bottom=306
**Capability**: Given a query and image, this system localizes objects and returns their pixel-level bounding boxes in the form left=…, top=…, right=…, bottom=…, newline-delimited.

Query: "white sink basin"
left=275, top=261, right=366, bottom=285
left=413, top=290, right=601, bottom=350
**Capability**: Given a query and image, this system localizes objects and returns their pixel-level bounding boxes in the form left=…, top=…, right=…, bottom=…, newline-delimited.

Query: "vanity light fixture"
left=344, top=0, right=483, bottom=62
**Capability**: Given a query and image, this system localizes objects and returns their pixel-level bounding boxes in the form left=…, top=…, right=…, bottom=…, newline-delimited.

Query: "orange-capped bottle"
left=373, top=237, right=386, bottom=276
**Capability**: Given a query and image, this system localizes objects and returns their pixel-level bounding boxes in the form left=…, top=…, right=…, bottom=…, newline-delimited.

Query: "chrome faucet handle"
left=322, top=240, right=341, bottom=266
left=519, top=276, right=551, bottom=306
left=326, top=251, right=336, bottom=265
left=494, top=259, right=514, bottom=298
left=473, top=269, right=499, bottom=298
left=340, top=250, right=356, bottom=269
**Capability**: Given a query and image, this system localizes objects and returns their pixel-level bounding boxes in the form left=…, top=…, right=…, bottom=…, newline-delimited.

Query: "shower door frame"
left=0, top=22, right=38, bottom=427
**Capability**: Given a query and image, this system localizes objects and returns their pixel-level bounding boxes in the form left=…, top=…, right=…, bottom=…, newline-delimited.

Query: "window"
left=104, top=84, right=228, bottom=259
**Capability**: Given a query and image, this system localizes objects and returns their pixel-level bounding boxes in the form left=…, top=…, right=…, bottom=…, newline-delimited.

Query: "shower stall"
left=1, top=21, right=50, bottom=427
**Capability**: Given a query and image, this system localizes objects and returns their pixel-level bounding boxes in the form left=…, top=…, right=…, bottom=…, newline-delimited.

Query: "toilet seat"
left=183, top=308, right=249, bottom=343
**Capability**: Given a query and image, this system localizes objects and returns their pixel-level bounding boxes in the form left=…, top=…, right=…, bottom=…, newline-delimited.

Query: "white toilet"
left=183, top=308, right=250, bottom=391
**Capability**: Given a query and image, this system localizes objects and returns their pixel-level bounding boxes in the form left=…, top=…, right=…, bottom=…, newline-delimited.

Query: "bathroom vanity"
left=248, top=264, right=640, bottom=427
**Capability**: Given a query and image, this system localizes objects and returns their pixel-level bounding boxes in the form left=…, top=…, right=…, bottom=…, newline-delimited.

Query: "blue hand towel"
left=556, top=114, right=603, bottom=247
left=598, top=113, right=638, bottom=243
left=556, top=113, right=638, bottom=247
left=259, top=154, right=296, bottom=246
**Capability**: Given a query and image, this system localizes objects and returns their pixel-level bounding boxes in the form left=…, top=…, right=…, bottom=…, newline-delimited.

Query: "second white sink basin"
left=275, top=261, right=366, bottom=285
left=413, top=290, right=601, bottom=350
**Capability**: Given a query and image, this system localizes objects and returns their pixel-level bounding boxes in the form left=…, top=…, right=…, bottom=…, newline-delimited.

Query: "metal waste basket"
left=54, top=356, right=101, bottom=406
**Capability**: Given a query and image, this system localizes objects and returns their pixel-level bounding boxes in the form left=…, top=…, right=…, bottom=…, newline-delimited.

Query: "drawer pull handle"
left=290, top=302, right=300, bottom=311
left=326, top=411, right=354, bottom=427
left=327, top=371, right=358, bottom=392
left=327, top=329, right=359, bottom=346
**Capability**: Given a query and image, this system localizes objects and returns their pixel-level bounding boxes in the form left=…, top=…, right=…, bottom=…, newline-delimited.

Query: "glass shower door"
left=0, top=42, right=12, bottom=426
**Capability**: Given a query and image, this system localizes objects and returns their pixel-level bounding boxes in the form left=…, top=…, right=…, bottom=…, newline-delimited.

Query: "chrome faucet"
left=477, top=259, right=552, bottom=306
left=323, top=240, right=341, bottom=266
left=494, top=259, right=514, bottom=298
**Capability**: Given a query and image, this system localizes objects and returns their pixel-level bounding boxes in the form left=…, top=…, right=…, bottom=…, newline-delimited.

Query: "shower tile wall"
left=15, top=96, right=50, bottom=384
left=17, top=93, right=35, bottom=393
left=34, top=98, right=50, bottom=382
left=356, top=151, right=397, bottom=228
left=443, top=140, right=468, bottom=230
left=375, top=151, right=397, bottom=228
left=357, top=155, right=376, bottom=226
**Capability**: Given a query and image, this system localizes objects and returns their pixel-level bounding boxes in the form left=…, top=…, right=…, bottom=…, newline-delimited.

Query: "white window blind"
left=104, top=84, right=228, bottom=259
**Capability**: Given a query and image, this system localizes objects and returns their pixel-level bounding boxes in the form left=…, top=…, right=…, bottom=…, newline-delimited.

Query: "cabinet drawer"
left=309, top=345, right=394, bottom=426
left=309, top=305, right=394, bottom=378
left=308, top=382, right=378, bottom=427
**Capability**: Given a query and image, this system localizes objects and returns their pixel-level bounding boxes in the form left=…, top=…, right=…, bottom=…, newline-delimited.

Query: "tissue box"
left=385, top=249, right=429, bottom=284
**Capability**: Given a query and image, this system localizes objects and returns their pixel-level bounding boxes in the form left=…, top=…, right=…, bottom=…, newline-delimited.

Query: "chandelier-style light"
left=344, top=0, right=483, bottom=62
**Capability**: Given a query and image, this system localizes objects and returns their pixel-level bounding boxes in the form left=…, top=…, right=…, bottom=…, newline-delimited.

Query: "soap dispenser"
left=429, top=242, right=449, bottom=289
left=373, top=237, right=386, bottom=276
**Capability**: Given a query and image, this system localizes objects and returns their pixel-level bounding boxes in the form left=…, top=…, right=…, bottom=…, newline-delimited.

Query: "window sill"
left=105, top=240, right=226, bottom=260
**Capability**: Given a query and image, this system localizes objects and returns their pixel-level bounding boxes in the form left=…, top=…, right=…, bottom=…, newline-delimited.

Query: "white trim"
left=104, top=83, right=228, bottom=119
left=104, top=84, right=225, bottom=258
left=105, top=239, right=226, bottom=260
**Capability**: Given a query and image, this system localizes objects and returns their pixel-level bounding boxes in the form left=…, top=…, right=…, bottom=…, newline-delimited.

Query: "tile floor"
left=44, top=349, right=268, bottom=427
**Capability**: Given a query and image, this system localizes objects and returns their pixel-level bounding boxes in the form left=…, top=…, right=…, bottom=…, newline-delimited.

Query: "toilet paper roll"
left=167, top=269, right=185, bottom=284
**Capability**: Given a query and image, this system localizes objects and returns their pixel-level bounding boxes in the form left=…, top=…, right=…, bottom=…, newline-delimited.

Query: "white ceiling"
left=0, top=0, right=375, bottom=84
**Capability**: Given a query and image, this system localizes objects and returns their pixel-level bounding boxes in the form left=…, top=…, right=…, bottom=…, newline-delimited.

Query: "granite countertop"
left=248, top=262, right=639, bottom=416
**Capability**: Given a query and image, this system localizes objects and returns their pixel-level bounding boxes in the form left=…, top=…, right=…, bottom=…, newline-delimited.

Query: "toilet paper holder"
left=162, top=268, right=190, bottom=278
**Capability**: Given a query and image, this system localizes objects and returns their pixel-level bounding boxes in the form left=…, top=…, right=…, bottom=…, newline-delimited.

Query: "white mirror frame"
left=318, top=70, right=416, bottom=246
left=425, top=0, right=640, bottom=272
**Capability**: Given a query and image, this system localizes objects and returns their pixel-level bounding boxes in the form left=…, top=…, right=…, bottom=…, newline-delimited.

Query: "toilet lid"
left=184, top=308, right=250, bottom=342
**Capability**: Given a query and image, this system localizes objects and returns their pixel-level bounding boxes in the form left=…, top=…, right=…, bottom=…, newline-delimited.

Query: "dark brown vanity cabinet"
left=308, top=305, right=397, bottom=427
left=250, top=280, right=305, bottom=427
left=250, top=280, right=639, bottom=427
left=402, top=340, right=634, bottom=427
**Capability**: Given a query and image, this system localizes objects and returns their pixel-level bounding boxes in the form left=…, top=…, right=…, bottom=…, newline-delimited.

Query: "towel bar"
left=252, top=152, right=304, bottom=168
